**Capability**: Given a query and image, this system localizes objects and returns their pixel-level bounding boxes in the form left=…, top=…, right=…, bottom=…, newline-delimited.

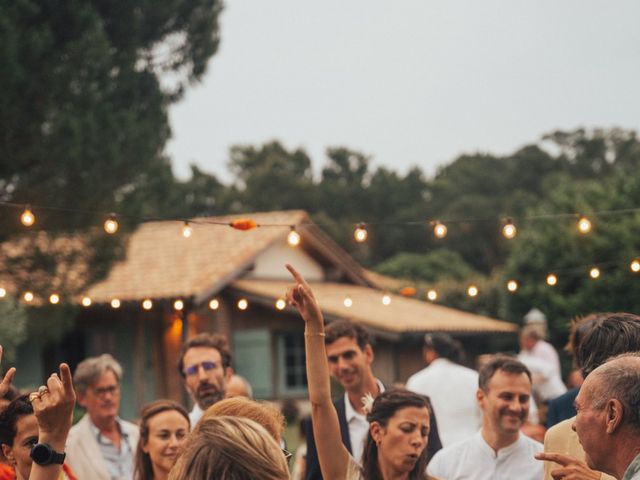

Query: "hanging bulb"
left=589, top=267, right=600, bottom=279
left=354, top=223, right=368, bottom=243
left=104, top=214, right=119, bottom=234
left=182, top=221, right=193, bottom=238
left=343, top=296, right=353, bottom=308
left=382, top=294, right=391, bottom=306
left=209, top=299, right=220, bottom=310
left=631, top=259, right=640, bottom=273
left=275, top=298, right=287, bottom=310
left=467, top=285, right=479, bottom=297
left=433, top=221, right=447, bottom=239
left=110, top=298, right=121, bottom=308
left=81, top=296, right=92, bottom=307
left=49, top=293, right=60, bottom=304
left=546, top=274, right=558, bottom=286
left=237, top=298, right=248, bottom=310
left=502, top=219, right=517, bottom=239
left=0, top=287, right=6, bottom=298
left=21, top=206, right=35, bottom=227
left=577, top=216, right=592, bottom=234
left=174, top=299, right=184, bottom=311
left=427, top=289, right=438, bottom=301
left=507, top=280, right=519, bottom=292
left=23, top=291, right=34, bottom=302
left=287, top=227, right=301, bottom=246
left=142, top=299, right=153, bottom=310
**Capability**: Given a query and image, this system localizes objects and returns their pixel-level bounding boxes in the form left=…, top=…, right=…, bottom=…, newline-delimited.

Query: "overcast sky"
left=167, top=0, right=640, bottom=182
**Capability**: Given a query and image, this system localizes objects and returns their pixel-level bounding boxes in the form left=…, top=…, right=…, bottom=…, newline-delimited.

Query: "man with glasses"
left=66, top=353, right=139, bottom=480
left=177, top=333, right=233, bottom=425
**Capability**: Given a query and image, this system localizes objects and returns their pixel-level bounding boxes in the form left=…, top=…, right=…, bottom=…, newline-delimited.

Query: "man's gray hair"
left=73, top=354, right=123, bottom=395
left=590, top=353, right=640, bottom=431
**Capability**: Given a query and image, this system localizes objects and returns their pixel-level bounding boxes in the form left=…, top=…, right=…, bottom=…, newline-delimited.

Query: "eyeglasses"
left=282, top=449, right=293, bottom=462
left=92, top=385, right=120, bottom=397
left=183, top=361, right=219, bottom=377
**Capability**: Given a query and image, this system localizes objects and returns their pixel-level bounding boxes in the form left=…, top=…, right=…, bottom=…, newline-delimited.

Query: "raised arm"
left=29, top=363, right=76, bottom=480
left=286, top=264, right=351, bottom=479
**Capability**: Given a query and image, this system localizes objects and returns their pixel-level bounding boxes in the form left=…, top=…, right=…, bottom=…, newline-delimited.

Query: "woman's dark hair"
left=134, top=399, right=190, bottom=480
left=0, top=395, right=33, bottom=447
left=361, top=389, right=431, bottom=480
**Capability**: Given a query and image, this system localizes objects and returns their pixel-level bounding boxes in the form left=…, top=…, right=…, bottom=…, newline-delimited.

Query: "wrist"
left=38, top=433, right=67, bottom=452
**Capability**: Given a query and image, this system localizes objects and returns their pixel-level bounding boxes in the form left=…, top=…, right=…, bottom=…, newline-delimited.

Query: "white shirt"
left=428, top=431, right=543, bottom=480
left=518, top=352, right=567, bottom=402
left=529, top=339, right=562, bottom=376
left=344, top=379, right=385, bottom=464
left=189, top=404, right=203, bottom=426
left=406, top=358, right=482, bottom=446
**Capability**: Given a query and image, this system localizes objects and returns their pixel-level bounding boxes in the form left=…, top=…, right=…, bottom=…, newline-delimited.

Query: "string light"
left=546, top=274, right=558, bottom=286
left=103, top=214, right=119, bottom=234
left=237, top=298, right=248, bottom=310
left=589, top=267, right=600, bottom=279
left=577, top=215, right=592, bottom=234
left=182, top=222, right=192, bottom=238
left=20, top=206, right=35, bottom=227
left=631, top=259, right=640, bottom=273
left=142, top=299, right=153, bottom=310
left=81, top=296, right=92, bottom=307
left=173, top=299, right=184, bottom=311
left=0, top=288, right=6, bottom=298
left=507, top=280, right=519, bottom=292
left=427, top=289, right=438, bottom=301
left=110, top=298, right=121, bottom=308
left=353, top=223, right=368, bottom=243
left=209, top=299, right=220, bottom=310
left=23, top=292, right=34, bottom=302
left=275, top=298, right=286, bottom=310
left=343, top=296, right=353, bottom=308
left=382, top=294, right=391, bottom=305
left=433, top=221, right=447, bottom=239
left=467, top=285, right=479, bottom=297
left=49, top=293, right=60, bottom=304
left=287, top=227, right=301, bottom=247
left=502, top=219, right=517, bottom=239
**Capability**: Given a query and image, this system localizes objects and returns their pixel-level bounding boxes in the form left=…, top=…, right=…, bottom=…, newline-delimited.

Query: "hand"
left=535, top=452, right=602, bottom=480
left=285, top=264, right=324, bottom=329
left=31, top=363, right=76, bottom=445
left=0, top=346, right=16, bottom=399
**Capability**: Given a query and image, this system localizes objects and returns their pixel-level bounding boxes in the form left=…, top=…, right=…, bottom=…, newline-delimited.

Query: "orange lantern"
left=230, top=218, right=258, bottom=231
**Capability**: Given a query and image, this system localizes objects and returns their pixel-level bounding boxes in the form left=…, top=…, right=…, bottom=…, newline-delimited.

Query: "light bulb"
left=287, top=227, right=301, bottom=246
left=142, top=299, right=153, bottom=310
left=631, top=259, right=640, bottom=273
left=237, top=298, right=248, bottom=310
left=209, top=299, right=220, bottom=310
left=354, top=224, right=368, bottom=243
left=0, top=287, right=6, bottom=298
left=507, top=280, right=518, bottom=292
left=174, top=299, right=184, bottom=311
left=382, top=294, right=391, bottom=305
left=343, top=296, right=353, bottom=308
left=275, top=298, right=287, bottom=310
left=589, top=267, right=600, bottom=279
left=104, top=214, right=119, bottom=234
left=546, top=274, right=558, bottom=286
left=82, top=296, right=92, bottom=307
left=578, top=216, right=592, bottom=234
left=23, top=291, right=34, bottom=302
left=433, top=222, right=447, bottom=239
left=110, top=298, right=121, bottom=308
left=502, top=220, right=517, bottom=239
left=21, top=207, right=35, bottom=227
left=467, top=285, right=479, bottom=297
left=49, top=293, right=60, bottom=304
left=182, top=222, right=192, bottom=238
left=427, top=289, right=438, bottom=301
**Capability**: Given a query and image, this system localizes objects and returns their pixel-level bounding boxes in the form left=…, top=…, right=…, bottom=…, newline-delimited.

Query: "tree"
left=375, top=249, right=473, bottom=282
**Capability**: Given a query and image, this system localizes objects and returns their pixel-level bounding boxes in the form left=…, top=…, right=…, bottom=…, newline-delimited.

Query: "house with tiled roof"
left=1, top=210, right=516, bottom=419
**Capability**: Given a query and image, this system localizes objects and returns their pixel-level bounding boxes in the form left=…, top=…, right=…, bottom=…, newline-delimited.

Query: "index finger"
left=535, top=452, right=577, bottom=466
left=286, top=264, right=309, bottom=288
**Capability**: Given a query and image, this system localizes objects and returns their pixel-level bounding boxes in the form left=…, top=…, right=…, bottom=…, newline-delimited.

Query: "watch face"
left=31, top=444, right=53, bottom=465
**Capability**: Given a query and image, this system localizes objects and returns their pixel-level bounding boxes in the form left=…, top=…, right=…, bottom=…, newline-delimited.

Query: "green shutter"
left=232, top=329, right=273, bottom=398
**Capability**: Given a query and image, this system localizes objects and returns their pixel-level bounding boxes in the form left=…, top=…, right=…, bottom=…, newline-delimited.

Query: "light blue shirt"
left=623, top=454, right=640, bottom=480
left=88, top=418, right=134, bottom=480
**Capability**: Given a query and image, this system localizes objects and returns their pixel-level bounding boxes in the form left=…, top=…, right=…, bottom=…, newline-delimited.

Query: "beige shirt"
left=542, top=417, right=615, bottom=480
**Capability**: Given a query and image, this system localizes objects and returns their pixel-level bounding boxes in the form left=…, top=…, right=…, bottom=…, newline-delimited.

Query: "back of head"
left=168, top=416, right=289, bottom=480
left=0, top=395, right=33, bottom=447
left=478, top=355, right=531, bottom=391
left=73, top=353, right=122, bottom=395
left=203, top=397, right=284, bottom=442
left=423, top=333, right=464, bottom=363
left=325, top=320, right=370, bottom=350
left=575, top=313, right=640, bottom=377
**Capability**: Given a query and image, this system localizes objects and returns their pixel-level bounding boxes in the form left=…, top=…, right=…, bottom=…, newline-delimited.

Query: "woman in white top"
left=286, top=265, right=436, bottom=480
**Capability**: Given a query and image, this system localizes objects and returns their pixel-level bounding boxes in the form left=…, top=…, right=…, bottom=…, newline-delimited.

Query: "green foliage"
left=375, top=249, right=473, bottom=282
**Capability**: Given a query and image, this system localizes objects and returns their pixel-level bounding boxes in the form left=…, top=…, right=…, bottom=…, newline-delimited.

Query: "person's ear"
left=476, top=388, right=485, bottom=407
left=224, top=367, right=233, bottom=383
left=2, top=444, right=15, bottom=466
left=364, top=344, right=374, bottom=364
left=141, top=438, right=149, bottom=454
left=605, top=399, right=624, bottom=434
left=370, top=422, right=383, bottom=444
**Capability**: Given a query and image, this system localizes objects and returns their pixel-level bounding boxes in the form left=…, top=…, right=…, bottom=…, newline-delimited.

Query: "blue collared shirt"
left=88, top=418, right=134, bottom=480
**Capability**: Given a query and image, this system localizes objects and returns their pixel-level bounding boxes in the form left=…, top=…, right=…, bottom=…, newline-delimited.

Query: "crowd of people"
left=0, top=263, right=639, bottom=479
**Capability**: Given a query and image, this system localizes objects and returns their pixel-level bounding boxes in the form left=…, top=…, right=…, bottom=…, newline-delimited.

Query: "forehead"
left=147, top=410, right=189, bottom=431
left=390, top=406, right=430, bottom=425
left=183, top=346, right=222, bottom=365
left=15, top=414, right=38, bottom=440
left=486, top=370, right=531, bottom=394
left=326, top=336, right=363, bottom=356
left=93, top=370, right=119, bottom=387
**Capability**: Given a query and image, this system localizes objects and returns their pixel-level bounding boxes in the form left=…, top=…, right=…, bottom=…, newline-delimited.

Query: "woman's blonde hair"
left=169, top=416, right=289, bottom=480
left=203, top=397, right=285, bottom=442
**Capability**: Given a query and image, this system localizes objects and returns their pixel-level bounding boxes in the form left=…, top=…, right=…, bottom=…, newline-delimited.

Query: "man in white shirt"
left=428, top=355, right=543, bottom=480
left=520, top=325, right=562, bottom=376
left=406, top=333, right=482, bottom=446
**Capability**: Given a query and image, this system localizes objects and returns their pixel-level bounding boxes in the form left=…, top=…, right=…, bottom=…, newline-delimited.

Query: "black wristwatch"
left=30, top=443, right=66, bottom=466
